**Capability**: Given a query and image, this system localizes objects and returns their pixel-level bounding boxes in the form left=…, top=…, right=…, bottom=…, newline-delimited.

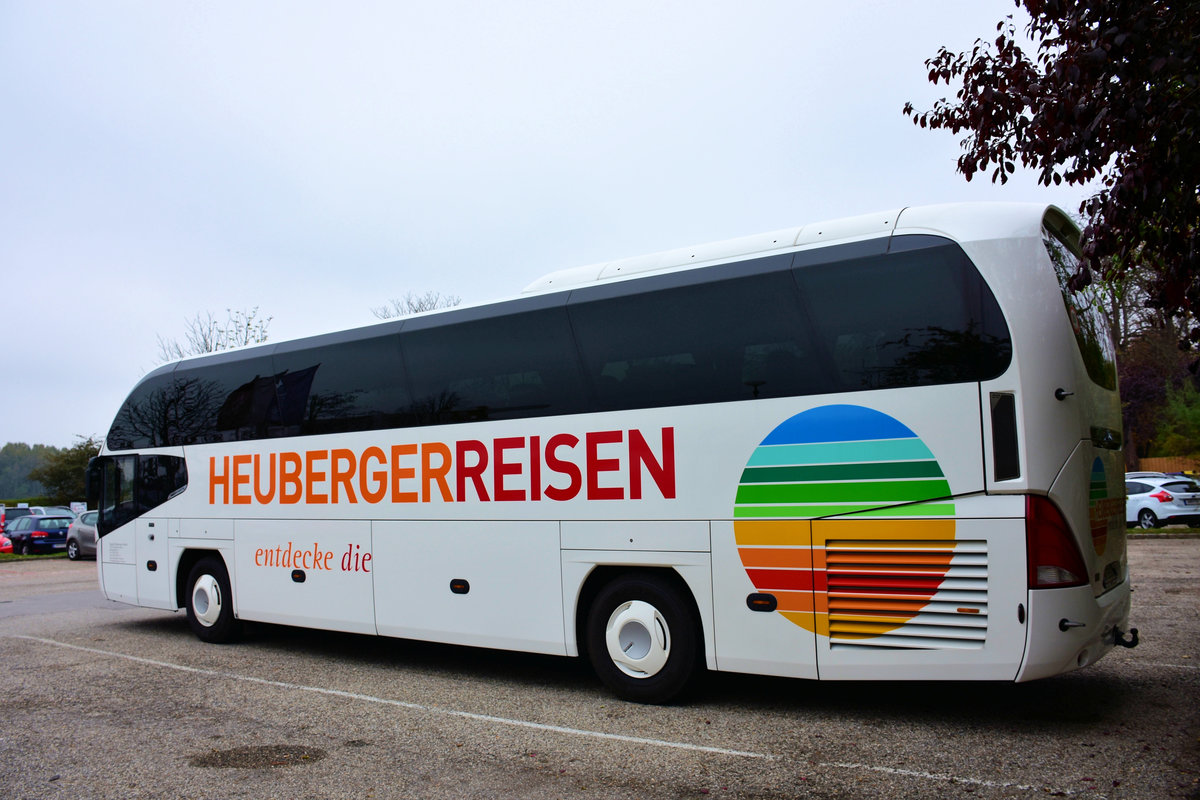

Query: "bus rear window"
left=1043, top=212, right=1117, bottom=390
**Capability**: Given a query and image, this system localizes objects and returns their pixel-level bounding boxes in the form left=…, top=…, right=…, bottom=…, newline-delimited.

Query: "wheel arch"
left=572, top=565, right=708, bottom=665
left=175, top=548, right=230, bottom=610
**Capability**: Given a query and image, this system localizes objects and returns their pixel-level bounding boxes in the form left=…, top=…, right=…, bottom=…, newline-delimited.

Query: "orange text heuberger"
left=208, top=427, right=676, bottom=506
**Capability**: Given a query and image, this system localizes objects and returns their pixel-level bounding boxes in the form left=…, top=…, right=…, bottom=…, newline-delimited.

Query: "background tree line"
left=0, top=437, right=100, bottom=505
left=1105, top=261, right=1200, bottom=465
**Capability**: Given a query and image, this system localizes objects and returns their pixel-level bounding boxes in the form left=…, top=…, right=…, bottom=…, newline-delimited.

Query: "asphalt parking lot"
left=0, top=538, right=1197, bottom=800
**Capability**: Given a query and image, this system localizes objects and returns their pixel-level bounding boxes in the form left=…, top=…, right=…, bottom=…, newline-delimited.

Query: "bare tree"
left=156, top=307, right=273, bottom=363
left=371, top=291, right=461, bottom=320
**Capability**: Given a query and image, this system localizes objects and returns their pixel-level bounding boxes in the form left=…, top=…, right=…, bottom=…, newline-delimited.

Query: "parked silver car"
left=1125, top=475, right=1200, bottom=529
left=66, top=510, right=98, bottom=560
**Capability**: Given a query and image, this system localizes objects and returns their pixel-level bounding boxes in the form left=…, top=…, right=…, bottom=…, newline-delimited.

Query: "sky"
left=0, top=1, right=1095, bottom=449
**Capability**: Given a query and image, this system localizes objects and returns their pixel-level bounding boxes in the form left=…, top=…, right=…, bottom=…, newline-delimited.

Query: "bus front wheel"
left=585, top=573, right=700, bottom=704
left=186, top=557, right=242, bottom=643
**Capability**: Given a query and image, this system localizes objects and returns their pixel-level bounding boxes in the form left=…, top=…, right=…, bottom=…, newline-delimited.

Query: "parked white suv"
left=1125, top=474, right=1200, bottom=529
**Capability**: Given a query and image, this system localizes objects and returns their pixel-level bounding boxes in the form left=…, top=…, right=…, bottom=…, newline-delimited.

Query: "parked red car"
left=0, top=533, right=11, bottom=554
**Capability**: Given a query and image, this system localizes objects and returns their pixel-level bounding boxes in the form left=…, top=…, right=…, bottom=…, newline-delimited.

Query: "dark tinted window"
left=194, top=354, right=282, bottom=443
left=107, top=352, right=277, bottom=448
left=271, top=336, right=410, bottom=436
left=1125, top=481, right=1151, bottom=494
left=107, top=370, right=209, bottom=450
left=1162, top=480, right=1200, bottom=493
left=101, top=455, right=138, bottom=533
left=139, top=455, right=189, bottom=508
left=990, top=392, right=1020, bottom=480
left=94, top=454, right=187, bottom=536
left=402, top=306, right=585, bottom=424
left=568, top=257, right=823, bottom=410
left=105, top=236, right=1011, bottom=448
left=795, top=237, right=1011, bottom=391
left=1044, top=214, right=1117, bottom=390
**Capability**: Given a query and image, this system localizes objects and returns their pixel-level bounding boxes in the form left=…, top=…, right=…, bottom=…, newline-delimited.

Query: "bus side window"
left=402, top=305, right=585, bottom=424
left=99, top=455, right=137, bottom=535
left=569, top=257, right=811, bottom=409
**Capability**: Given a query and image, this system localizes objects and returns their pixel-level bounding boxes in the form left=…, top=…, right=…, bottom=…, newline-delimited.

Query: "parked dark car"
left=66, top=510, right=98, bottom=560
left=1, top=505, right=34, bottom=533
left=6, top=514, right=73, bottom=555
left=1, top=506, right=74, bottom=533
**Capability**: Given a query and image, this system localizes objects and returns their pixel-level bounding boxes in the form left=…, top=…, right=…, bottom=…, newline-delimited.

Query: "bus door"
left=231, top=519, right=377, bottom=635
left=91, top=455, right=139, bottom=606
left=89, top=453, right=187, bottom=609
left=713, top=518, right=820, bottom=679
left=134, top=517, right=173, bottom=610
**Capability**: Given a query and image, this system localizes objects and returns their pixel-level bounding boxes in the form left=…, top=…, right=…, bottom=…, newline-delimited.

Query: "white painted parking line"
left=820, top=762, right=1076, bottom=796
left=1132, top=660, right=1200, bottom=671
left=12, top=635, right=769, bottom=760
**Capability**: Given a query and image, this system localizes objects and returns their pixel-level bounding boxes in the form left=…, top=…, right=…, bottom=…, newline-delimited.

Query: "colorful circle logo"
left=734, top=405, right=958, bottom=637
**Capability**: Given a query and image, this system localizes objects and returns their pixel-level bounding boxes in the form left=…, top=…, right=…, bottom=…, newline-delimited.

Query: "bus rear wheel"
left=186, top=556, right=242, bottom=643
left=585, top=573, right=700, bottom=704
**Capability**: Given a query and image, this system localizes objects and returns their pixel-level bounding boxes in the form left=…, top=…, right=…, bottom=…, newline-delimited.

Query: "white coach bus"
left=88, top=203, right=1137, bottom=703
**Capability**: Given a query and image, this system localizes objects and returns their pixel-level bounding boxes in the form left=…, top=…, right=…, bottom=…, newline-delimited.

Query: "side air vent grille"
left=824, top=538, right=988, bottom=650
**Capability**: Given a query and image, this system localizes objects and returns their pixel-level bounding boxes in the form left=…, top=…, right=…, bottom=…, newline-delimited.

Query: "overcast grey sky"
left=1, top=1, right=1092, bottom=449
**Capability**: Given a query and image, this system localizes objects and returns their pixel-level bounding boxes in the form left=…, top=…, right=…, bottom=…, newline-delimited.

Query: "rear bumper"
left=1015, top=580, right=1133, bottom=682
left=1127, top=505, right=1200, bottom=527
left=1159, top=514, right=1200, bottom=527
left=27, top=538, right=67, bottom=553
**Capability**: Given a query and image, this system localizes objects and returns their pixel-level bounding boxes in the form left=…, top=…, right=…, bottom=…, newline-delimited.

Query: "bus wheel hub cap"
left=192, top=575, right=222, bottom=627
left=605, top=601, right=669, bottom=679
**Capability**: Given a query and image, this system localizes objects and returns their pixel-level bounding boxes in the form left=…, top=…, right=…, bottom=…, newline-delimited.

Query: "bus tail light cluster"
left=1025, top=495, right=1088, bottom=589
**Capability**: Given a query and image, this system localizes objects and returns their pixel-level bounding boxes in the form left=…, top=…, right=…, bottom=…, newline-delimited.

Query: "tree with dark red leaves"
left=904, top=1, right=1198, bottom=343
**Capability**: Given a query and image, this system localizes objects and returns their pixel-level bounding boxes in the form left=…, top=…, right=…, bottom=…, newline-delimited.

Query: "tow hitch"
left=1113, top=627, right=1139, bottom=648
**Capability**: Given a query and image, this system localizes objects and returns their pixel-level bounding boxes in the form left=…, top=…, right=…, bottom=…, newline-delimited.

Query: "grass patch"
left=1130, top=527, right=1200, bottom=535
left=0, top=552, right=67, bottom=563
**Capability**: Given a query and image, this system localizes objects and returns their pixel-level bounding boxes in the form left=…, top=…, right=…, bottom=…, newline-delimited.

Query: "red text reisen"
left=209, top=427, right=676, bottom=506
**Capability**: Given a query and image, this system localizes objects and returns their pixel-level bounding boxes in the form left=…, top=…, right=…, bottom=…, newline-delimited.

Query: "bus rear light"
left=1149, top=490, right=1173, bottom=503
left=1026, top=495, right=1088, bottom=589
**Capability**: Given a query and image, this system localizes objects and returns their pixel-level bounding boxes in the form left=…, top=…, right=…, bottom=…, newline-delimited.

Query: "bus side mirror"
left=86, top=457, right=103, bottom=510
left=86, top=456, right=110, bottom=536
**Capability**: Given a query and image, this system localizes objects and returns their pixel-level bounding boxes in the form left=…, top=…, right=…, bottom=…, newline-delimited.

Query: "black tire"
left=185, top=557, right=242, bottom=643
left=19, top=541, right=32, bottom=556
left=585, top=573, right=701, bottom=704
left=1137, top=509, right=1160, bottom=530
left=67, top=539, right=80, bottom=561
